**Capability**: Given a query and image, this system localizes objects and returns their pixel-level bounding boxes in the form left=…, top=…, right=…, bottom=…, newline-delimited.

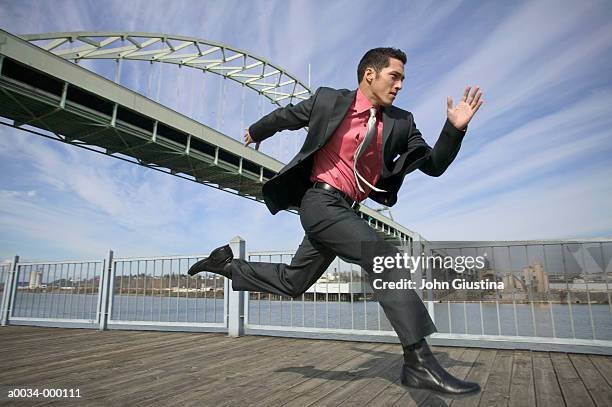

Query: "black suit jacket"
left=249, top=87, right=467, bottom=215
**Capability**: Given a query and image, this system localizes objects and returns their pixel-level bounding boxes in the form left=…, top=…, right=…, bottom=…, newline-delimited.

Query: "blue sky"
left=0, top=0, right=611, bottom=262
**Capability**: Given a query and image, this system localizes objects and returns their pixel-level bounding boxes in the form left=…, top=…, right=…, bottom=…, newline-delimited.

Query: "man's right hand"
left=244, top=128, right=261, bottom=151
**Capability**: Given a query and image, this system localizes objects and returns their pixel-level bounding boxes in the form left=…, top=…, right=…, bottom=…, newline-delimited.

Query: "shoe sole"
left=187, top=245, right=232, bottom=276
left=187, top=258, right=208, bottom=276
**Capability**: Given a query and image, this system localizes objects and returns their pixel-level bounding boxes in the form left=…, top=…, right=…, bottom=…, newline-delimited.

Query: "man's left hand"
left=447, top=86, right=484, bottom=131
left=243, top=128, right=261, bottom=150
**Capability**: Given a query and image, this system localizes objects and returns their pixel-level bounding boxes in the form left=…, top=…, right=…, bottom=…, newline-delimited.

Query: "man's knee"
left=287, top=283, right=308, bottom=298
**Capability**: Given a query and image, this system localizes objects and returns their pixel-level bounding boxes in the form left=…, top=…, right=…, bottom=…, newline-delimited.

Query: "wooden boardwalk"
left=1, top=326, right=611, bottom=406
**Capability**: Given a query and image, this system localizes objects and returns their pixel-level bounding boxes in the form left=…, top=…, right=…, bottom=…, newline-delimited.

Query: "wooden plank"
left=0, top=331, right=162, bottom=375
left=313, top=350, right=404, bottom=406
left=131, top=337, right=351, bottom=406
left=0, top=332, right=209, bottom=382
left=0, top=326, right=100, bottom=345
left=166, top=338, right=369, bottom=407
left=218, top=342, right=385, bottom=407
left=139, top=338, right=366, bottom=406
left=551, top=353, right=595, bottom=407
left=569, top=354, right=612, bottom=407
left=589, top=355, right=612, bottom=387
left=533, top=352, right=566, bottom=407
left=6, top=337, right=202, bottom=388
left=2, top=332, right=227, bottom=387
left=477, top=349, right=513, bottom=407
left=433, top=348, right=481, bottom=406
left=27, top=334, right=275, bottom=405
left=205, top=340, right=377, bottom=407
left=335, top=356, right=404, bottom=406
left=451, top=349, right=497, bottom=407
left=0, top=331, right=103, bottom=353
left=0, top=330, right=173, bottom=370
left=274, top=343, right=395, bottom=407
left=0, top=326, right=179, bottom=345
left=99, top=336, right=307, bottom=405
left=508, top=351, right=535, bottom=407
left=64, top=335, right=274, bottom=401
left=362, top=378, right=406, bottom=407
left=0, top=329, right=151, bottom=353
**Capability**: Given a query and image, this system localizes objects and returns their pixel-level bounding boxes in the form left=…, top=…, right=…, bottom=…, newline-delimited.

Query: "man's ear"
left=365, top=67, right=375, bottom=84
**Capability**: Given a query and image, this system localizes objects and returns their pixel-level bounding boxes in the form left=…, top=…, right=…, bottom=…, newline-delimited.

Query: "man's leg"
left=230, top=234, right=336, bottom=298
left=299, top=187, right=480, bottom=394
left=298, top=188, right=435, bottom=346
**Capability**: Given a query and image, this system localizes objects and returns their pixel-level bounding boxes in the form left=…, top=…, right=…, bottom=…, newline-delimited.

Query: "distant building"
left=306, top=282, right=370, bottom=294
left=522, top=262, right=549, bottom=293
left=29, top=271, right=42, bottom=289
left=501, top=274, right=523, bottom=292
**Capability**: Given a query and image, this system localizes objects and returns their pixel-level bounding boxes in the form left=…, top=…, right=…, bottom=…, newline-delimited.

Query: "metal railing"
left=0, top=250, right=232, bottom=333
left=0, top=261, right=12, bottom=325
left=243, top=240, right=612, bottom=354
left=244, top=251, right=396, bottom=341
left=107, top=253, right=226, bottom=332
left=5, top=258, right=103, bottom=328
left=420, top=241, right=612, bottom=353
left=2, top=238, right=611, bottom=354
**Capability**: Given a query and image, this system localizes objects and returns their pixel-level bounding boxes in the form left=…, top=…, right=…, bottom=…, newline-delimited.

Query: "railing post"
left=423, top=243, right=436, bottom=325
left=0, top=264, right=7, bottom=326
left=411, top=238, right=424, bottom=299
left=0, top=270, right=3, bottom=325
left=1, top=256, right=18, bottom=326
left=227, top=236, right=245, bottom=337
left=98, top=250, right=113, bottom=331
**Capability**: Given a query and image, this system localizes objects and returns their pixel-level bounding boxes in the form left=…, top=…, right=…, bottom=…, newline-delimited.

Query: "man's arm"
left=418, top=119, right=467, bottom=177
left=244, top=88, right=321, bottom=149
left=419, top=85, right=484, bottom=176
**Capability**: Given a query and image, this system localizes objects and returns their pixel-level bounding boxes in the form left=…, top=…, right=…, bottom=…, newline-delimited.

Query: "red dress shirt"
left=310, top=88, right=384, bottom=202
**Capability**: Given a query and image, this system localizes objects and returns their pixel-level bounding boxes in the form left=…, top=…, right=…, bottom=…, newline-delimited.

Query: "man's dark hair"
left=357, top=47, right=407, bottom=83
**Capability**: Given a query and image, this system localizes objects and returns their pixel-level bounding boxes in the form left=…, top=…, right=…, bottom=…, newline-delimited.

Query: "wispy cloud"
left=406, top=159, right=612, bottom=240
left=0, top=126, right=303, bottom=261
left=397, top=88, right=612, bottom=212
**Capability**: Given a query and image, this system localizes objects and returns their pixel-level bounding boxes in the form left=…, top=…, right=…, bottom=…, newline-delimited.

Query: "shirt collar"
left=354, top=88, right=378, bottom=115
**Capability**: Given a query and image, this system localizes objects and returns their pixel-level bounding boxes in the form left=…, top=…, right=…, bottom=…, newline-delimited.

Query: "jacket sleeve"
left=416, top=118, right=467, bottom=177
left=248, top=88, right=321, bottom=143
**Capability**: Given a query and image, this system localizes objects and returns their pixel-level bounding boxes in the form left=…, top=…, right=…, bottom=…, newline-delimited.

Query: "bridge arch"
left=20, top=31, right=312, bottom=107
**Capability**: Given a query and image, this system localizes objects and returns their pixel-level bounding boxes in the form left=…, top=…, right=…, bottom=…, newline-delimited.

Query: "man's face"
left=365, top=57, right=405, bottom=107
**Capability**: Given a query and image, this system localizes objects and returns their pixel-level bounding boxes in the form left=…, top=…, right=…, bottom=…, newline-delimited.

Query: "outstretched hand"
left=447, top=86, right=484, bottom=131
left=243, top=128, right=261, bottom=151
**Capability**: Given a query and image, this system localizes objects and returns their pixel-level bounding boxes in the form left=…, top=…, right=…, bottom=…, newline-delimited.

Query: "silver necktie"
left=353, top=107, right=387, bottom=194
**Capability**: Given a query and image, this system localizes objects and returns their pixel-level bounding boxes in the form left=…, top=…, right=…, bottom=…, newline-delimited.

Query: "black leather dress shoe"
left=401, top=340, right=480, bottom=395
left=187, top=244, right=233, bottom=278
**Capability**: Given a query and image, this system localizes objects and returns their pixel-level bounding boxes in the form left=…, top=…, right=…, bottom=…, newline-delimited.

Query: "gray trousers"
left=230, top=187, right=437, bottom=346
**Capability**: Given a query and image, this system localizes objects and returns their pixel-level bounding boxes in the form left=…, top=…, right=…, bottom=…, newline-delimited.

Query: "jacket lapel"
left=381, top=107, right=395, bottom=177
left=322, top=90, right=356, bottom=143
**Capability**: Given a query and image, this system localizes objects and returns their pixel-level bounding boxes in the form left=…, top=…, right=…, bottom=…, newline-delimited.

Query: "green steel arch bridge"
left=0, top=29, right=421, bottom=245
